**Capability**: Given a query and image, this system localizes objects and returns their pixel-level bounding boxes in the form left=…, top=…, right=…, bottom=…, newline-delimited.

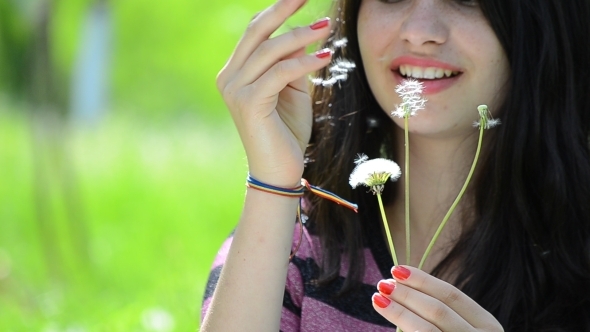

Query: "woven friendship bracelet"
left=246, top=175, right=358, bottom=212
left=246, top=174, right=306, bottom=197
left=246, top=174, right=358, bottom=260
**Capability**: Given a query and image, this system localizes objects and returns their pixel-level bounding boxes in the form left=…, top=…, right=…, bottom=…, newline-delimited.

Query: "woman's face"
left=357, top=0, right=510, bottom=139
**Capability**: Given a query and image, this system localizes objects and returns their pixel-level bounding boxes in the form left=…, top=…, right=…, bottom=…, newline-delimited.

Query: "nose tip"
left=399, top=3, right=448, bottom=46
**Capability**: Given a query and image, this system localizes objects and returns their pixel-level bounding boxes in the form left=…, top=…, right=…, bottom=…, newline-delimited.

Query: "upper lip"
left=390, top=56, right=462, bottom=72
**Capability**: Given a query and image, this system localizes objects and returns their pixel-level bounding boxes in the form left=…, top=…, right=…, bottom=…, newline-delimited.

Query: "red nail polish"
left=377, top=281, right=396, bottom=295
left=315, top=48, right=332, bottom=59
left=310, top=17, right=330, bottom=30
left=392, top=266, right=411, bottom=281
left=372, top=293, right=391, bottom=309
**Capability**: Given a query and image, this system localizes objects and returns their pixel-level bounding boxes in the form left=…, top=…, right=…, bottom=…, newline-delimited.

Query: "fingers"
left=217, top=0, right=308, bottom=88
left=250, top=48, right=332, bottom=101
left=373, top=292, right=443, bottom=332
left=234, top=17, right=332, bottom=88
left=390, top=266, right=502, bottom=330
left=374, top=280, right=474, bottom=331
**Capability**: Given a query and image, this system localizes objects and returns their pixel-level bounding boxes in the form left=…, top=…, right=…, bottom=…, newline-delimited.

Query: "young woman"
left=201, top=0, right=590, bottom=330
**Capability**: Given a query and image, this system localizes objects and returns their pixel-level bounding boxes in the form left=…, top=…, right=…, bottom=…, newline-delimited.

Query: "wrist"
left=247, top=171, right=303, bottom=189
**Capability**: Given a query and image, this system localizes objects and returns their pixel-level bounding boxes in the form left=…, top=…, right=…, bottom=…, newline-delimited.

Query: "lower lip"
left=392, top=71, right=461, bottom=95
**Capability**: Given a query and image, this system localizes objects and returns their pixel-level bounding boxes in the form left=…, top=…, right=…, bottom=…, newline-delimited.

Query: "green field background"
left=0, top=0, right=329, bottom=330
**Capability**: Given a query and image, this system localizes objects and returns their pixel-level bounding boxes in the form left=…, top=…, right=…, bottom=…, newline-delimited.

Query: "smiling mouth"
left=397, top=64, right=461, bottom=80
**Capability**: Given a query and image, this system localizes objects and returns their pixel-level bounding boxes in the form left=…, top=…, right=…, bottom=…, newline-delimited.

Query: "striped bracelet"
left=246, top=174, right=358, bottom=260
left=246, top=174, right=358, bottom=212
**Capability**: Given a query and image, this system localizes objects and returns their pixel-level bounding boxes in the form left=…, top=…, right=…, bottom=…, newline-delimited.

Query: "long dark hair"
left=302, top=0, right=590, bottom=330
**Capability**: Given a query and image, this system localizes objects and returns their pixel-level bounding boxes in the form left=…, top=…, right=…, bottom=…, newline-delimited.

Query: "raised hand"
left=373, top=266, right=504, bottom=331
left=216, top=0, right=332, bottom=187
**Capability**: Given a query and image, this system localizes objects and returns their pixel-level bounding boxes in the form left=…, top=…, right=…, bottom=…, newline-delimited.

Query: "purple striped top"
left=201, top=219, right=398, bottom=331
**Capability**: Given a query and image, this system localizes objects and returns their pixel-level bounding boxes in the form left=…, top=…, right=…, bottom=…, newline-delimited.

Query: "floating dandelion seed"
left=310, top=77, right=324, bottom=85
left=349, top=158, right=401, bottom=195
left=391, top=79, right=427, bottom=118
left=354, top=153, right=369, bottom=165
left=332, top=37, right=348, bottom=48
left=334, top=58, right=356, bottom=69
left=321, top=77, right=338, bottom=87
left=309, top=32, right=354, bottom=87
left=310, top=58, right=356, bottom=87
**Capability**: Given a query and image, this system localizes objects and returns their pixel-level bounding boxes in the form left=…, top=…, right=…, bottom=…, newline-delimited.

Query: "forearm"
left=200, top=187, right=299, bottom=331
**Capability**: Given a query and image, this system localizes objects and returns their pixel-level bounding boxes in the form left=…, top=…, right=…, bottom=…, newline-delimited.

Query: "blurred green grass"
left=50, top=0, right=331, bottom=120
left=1, top=0, right=333, bottom=329
left=0, top=107, right=247, bottom=330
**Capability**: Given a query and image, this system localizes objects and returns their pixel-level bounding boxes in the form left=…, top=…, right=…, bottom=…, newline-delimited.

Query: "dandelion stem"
left=418, top=122, right=485, bottom=269
left=404, top=114, right=410, bottom=266
left=377, top=193, right=398, bottom=266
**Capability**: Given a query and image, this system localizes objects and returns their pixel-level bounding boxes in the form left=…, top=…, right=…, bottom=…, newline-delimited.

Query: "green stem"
left=418, top=123, right=485, bottom=269
left=404, top=115, right=410, bottom=266
left=377, top=194, right=398, bottom=266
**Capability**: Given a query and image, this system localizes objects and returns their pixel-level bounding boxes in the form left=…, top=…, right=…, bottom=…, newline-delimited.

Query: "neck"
left=386, top=126, right=479, bottom=269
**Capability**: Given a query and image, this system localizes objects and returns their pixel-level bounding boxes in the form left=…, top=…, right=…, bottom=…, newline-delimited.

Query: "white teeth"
left=435, top=68, right=444, bottom=79
left=423, top=67, right=435, bottom=79
left=411, top=66, right=423, bottom=79
left=398, top=64, right=459, bottom=79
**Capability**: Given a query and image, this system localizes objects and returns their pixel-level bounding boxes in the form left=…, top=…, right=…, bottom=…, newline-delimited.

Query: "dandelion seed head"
left=395, top=79, right=424, bottom=97
left=391, top=106, right=406, bottom=119
left=394, top=79, right=427, bottom=117
left=477, top=105, right=489, bottom=117
left=474, top=104, right=501, bottom=129
left=349, top=158, right=401, bottom=195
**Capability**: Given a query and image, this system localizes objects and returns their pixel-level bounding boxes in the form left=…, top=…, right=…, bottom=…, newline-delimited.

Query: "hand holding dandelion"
left=350, top=155, right=401, bottom=265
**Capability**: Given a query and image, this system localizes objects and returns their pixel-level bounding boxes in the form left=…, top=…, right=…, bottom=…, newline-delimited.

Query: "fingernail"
left=377, top=280, right=396, bottom=295
left=392, top=266, right=411, bottom=281
left=372, top=293, right=391, bottom=309
left=315, top=48, right=332, bottom=59
left=310, top=17, right=330, bottom=30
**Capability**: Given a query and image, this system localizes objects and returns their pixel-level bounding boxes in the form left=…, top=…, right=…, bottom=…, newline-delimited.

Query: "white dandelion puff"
left=395, top=79, right=424, bottom=97
left=391, top=79, right=427, bottom=118
left=349, top=158, right=401, bottom=195
left=391, top=106, right=407, bottom=119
